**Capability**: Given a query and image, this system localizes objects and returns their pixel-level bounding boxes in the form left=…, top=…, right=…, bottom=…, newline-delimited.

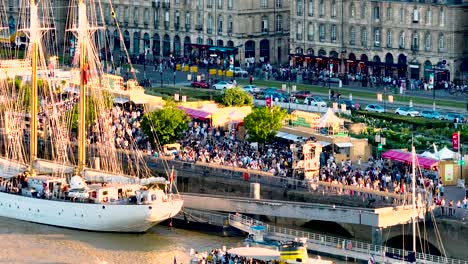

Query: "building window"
left=261, top=16, right=268, bottom=33
left=386, top=5, right=392, bottom=20
left=261, top=0, right=267, bottom=8
left=154, top=9, right=160, bottom=28
left=399, top=8, right=404, bottom=23
left=197, top=12, right=203, bottom=29
left=297, top=0, right=303, bottom=16
left=350, top=3, right=355, bottom=18
left=275, top=15, right=283, bottom=32
left=319, top=24, right=325, bottom=42
left=413, top=8, right=419, bottom=23
left=387, top=30, right=392, bottom=48
left=331, top=24, right=337, bottom=43
left=228, top=0, right=233, bottom=9
left=373, top=6, right=380, bottom=20
left=308, top=0, right=314, bottom=16
left=412, top=32, right=419, bottom=51
left=426, top=9, right=432, bottom=25
left=164, top=10, right=170, bottom=29
left=218, top=15, right=223, bottom=34
left=197, top=0, right=202, bottom=9
left=361, top=3, right=366, bottom=19
left=350, top=26, right=355, bottom=45
left=197, top=37, right=203, bottom=44
left=207, top=0, right=213, bottom=8
left=319, top=0, right=324, bottom=17
left=361, top=27, right=368, bottom=46
left=218, top=0, right=223, bottom=9
left=425, top=33, right=431, bottom=51
left=297, top=22, right=303, bottom=40
left=185, top=12, right=191, bottom=29
left=399, top=31, right=405, bottom=49
left=308, top=22, right=314, bottom=41
left=276, top=0, right=283, bottom=8
left=439, top=9, right=444, bottom=26
left=438, top=33, right=445, bottom=51
left=331, top=1, right=336, bottom=18
left=207, top=14, right=213, bottom=34
left=374, top=28, right=380, bottom=47
left=124, top=7, right=129, bottom=22
left=228, top=16, right=233, bottom=33
left=174, top=10, right=180, bottom=29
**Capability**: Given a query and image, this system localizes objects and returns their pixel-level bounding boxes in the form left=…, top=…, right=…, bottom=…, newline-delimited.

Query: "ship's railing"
left=228, top=214, right=468, bottom=264
left=175, top=208, right=228, bottom=226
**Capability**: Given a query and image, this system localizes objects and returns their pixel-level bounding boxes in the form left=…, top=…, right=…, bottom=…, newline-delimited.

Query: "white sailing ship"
left=0, top=0, right=183, bottom=232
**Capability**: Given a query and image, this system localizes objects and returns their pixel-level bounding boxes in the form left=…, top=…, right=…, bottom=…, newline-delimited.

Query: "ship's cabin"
left=135, top=188, right=167, bottom=204
left=26, top=176, right=67, bottom=198
left=87, top=184, right=141, bottom=203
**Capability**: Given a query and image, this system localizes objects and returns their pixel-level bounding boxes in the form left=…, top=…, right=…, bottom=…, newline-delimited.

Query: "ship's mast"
left=411, top=145, right=416, bottom=253
left=77, top=0, right=87, bottom=174
left=29, top=0, right=39, bottom=177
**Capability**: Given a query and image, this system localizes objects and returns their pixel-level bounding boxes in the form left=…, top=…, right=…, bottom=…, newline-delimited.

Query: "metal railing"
left=229, top=214, right=468, bottom=264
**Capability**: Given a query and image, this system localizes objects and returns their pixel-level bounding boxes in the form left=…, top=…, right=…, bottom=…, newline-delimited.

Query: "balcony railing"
left=411, top=44, right=419, bottom=51
left=153, top=2, right=160, bottom=8
left=207, top=28, right=212, bottom=34
left=308, top=34, right=314, bottom=41
left=207, top=4, right=212, bottom=8
left=162, top=2, right=170, bottom=8
left=164, top=21, right=170, bottom=30
left=296, top=33, right=303, bottom=40
left=195, top=25, right=203, bottom=31
left=174, top=23, right=180, bottom=30
left=185, top=24, right=191, bottom=31
left=218, top=30, right=223, bottom=35
left=262, top=28, right=268, bottom=34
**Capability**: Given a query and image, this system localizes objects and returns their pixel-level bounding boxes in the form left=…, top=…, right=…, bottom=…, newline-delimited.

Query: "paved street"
left=126, top=64, right=467, bottom=115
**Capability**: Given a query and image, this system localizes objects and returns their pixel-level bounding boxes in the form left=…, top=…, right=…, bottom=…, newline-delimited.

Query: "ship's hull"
left=0, top=192, right=183, bottom=232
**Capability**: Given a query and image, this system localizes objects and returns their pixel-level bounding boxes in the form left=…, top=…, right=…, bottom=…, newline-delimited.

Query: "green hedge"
left=355, top=110, right=453, bottom=129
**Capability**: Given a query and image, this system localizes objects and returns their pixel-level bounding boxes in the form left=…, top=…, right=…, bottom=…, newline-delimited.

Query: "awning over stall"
left=382, top=149, right=439, bottom=169
left=335, top=142, right=353, bottom=148
left=177, top=106, right=212, bottom=120
left=276, top=131, right=302, bottom=141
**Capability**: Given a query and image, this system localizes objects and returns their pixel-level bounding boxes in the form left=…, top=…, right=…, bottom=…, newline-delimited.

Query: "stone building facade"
left=98, top=0, right=290, bottom=65
left=290, top=0, right=468, bottom=81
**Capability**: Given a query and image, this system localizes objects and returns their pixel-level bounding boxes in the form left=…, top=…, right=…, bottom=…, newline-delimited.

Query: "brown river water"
left=0, top=217, right=346, bottom=264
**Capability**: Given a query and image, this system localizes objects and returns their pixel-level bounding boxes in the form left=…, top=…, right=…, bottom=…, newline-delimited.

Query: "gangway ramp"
left=228, top=214, right=468, bottom=264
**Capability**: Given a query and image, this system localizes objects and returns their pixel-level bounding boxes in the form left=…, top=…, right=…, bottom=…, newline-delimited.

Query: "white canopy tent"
left=438, top=147, right=455, bottom=160
left=420, top=151, right=439, bottom=160
left=318, top=108, right=344, bottom=128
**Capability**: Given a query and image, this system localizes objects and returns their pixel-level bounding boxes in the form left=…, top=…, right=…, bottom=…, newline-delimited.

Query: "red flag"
left=452, top=132, right=459, bottom=150
left=169, top=170, right=175, bottom=182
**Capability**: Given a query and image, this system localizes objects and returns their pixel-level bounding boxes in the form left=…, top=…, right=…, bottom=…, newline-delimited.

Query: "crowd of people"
left=88, top=103, right=150, bottom=151
left=175, top=121, right=294, bottom=176
left=191, top=248, right=279, bottom=264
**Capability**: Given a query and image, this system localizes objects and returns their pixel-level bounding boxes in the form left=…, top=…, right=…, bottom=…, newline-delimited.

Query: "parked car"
left=304, top=96, right=327, bottom=107
left=212, top=81, right=235, bottom=90
left=395, top=107, right=420, bottom=117
left=243, top=85, right=260, bottom=93
left=265, top=92, right=288, bottom=102
left=337, top=99, right=360, bottom=110
left=191, top=80, right=210, bottom=88
left=262, top=87, right=281, bottom=94
left=365, top=104, right=385, bottom=113
left=444, top=112, right=465, bottom=123
left=293, top=90, right=313, bottom=99
left=233, top=67, right=249, bottom=77
left=421, top=110, right=442, bottom=119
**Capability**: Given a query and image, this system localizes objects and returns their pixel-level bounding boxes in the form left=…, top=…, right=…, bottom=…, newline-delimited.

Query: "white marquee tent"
left=437, top=147, right=455, bottom=160
left=318, top=108, right=344, bottom=128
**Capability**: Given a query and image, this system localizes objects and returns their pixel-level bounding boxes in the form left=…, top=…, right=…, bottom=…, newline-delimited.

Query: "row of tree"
left=141, top=88, right=287, bottom=146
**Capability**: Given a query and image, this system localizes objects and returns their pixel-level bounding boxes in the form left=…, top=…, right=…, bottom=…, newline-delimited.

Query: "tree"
left=68, top=91, right=114, bottom=133
left=217, top=87, right=253, bottom=107
left=141, top=106, right=190, bottom=146
left=243, top=106, right=287, bottom=143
